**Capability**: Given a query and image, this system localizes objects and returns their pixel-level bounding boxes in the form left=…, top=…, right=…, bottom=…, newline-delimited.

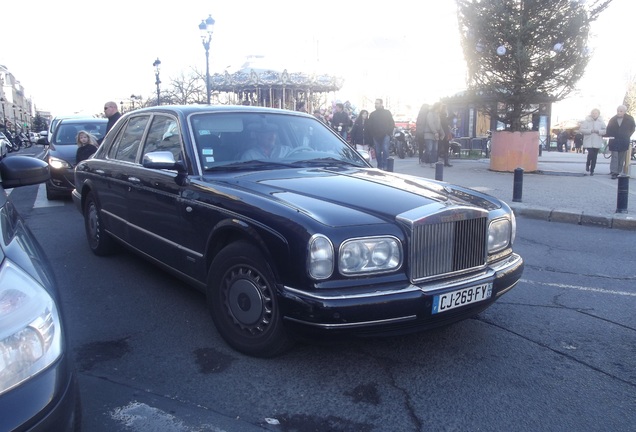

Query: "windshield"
left=190, top=112, right=367, bottom=171
left=53, top=121, right=107, bottom=145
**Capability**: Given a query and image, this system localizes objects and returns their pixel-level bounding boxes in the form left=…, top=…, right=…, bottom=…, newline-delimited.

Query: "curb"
left=510, top=204, right=636, bottom=231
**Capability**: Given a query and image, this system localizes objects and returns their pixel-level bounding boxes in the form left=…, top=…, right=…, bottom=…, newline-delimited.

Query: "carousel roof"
left=209, top=56, right=344, bottom=93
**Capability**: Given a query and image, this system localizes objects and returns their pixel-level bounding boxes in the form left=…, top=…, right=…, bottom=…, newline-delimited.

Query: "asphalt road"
left=9, top=183, right=636, bottom=432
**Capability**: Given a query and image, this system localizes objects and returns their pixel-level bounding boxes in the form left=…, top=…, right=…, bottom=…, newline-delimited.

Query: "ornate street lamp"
left=12, top=105, right=17, bottom=135
left=153, top=58, right=162, bottom=106
left=198, top=14, right=215, bottom=105
left=0, top=97, right=6, bottom=132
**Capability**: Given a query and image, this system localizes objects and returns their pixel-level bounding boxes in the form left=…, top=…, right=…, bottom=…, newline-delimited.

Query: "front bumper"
left=280, top=253, right=523, bottom=336
left=0, top=355, right=80, bottom=432
left=47, top=168, right=74, bottom=195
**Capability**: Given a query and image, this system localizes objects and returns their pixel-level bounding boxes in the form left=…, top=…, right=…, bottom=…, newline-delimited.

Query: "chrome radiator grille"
left=410, top=216, right=488, bottom=281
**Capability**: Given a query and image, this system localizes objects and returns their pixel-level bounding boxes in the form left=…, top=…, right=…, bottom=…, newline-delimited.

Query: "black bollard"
left=512, top=167, right=523, bottom=202
left=616, top=175, right=629, bottom=213
left=435, top=161, right=444, bottom=181
left=386, top=157, right=394, bottom=172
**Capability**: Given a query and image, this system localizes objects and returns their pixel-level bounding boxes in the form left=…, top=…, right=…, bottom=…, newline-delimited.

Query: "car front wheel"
left=83, top=191, right=116, bottom=256
left=207, top=241, right=293, bottom=357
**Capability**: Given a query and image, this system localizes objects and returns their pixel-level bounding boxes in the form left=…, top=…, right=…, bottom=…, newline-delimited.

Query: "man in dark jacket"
left=100, top=101, right=122, bottom=144
left=365, top=99, right=395, bottom=170
left=605, top=105, right=635, bottom=178
left=330, top=103, right=351, bottom=141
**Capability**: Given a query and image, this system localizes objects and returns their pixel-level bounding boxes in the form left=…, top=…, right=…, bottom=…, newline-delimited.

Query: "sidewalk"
left=389, top=151, right=636, bottom=231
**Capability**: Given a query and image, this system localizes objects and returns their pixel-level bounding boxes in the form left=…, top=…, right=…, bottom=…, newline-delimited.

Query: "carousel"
left=209, top=56, right=344, bottom=112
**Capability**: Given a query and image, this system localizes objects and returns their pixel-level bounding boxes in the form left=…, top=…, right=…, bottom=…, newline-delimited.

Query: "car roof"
left=128, top=104, right=312, bottom=118
left=57, top=117, right=107, bottom=125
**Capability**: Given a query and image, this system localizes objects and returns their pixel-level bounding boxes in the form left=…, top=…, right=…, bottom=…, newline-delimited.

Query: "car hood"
left=207, top=167, right=501, bottom=226
left=48, top=144, right=77, bottom=163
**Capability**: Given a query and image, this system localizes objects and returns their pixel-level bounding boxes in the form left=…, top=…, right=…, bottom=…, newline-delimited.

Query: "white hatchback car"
left=0, top=132, right=10, bottom=157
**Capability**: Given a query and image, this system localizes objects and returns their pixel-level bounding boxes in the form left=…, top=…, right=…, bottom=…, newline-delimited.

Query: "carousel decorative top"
left=209, top=68, right=344, bottom=93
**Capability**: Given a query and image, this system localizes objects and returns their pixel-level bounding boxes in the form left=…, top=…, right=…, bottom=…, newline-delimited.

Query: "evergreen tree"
left=457, top=0, right=612, bottom=131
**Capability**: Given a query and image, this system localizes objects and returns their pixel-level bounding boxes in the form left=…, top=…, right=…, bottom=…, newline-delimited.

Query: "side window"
left=142, top=116, right=181, bottom=161
left=111, top=115, right=150, bottom=163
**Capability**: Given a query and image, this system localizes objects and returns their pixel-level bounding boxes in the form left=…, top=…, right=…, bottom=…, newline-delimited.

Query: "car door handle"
left=128, top=177, right=141, bottom=184
left=95, top=169, right=105, bottom=175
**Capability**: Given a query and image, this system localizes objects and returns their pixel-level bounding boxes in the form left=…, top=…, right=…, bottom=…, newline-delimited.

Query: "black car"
left=43, top=117, right=107, bottom=200
left=72, top=105, right=523, bottom=357
left=0, top=156, right=80, bottom=430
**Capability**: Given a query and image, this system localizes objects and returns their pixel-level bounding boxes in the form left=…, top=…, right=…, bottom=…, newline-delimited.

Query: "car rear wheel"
left=83, top=191, right=116, bottom=256
left=207, top=241, right=293, bottom=357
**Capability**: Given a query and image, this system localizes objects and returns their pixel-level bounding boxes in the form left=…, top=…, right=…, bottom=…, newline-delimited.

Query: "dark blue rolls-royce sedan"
left=72, top=105, right=523, bottom=357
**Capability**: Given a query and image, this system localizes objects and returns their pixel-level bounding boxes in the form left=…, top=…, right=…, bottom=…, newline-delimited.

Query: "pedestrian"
left=567, top=133, right=574, bottom=152
left=331, top=102, right=352, bottom=141
left=423, top=102, right=445, bottom=168
left=557, top=129, right=569, bottom=152
left=574, top=131, right=584, bottom=153
left=101, top=101, right=122, bottom=144
left=415, top=104, right=430, bottom=164
left=438, top=103, right=453, bottom=167
left=296, top=101, right=307, bottom=113
left=75, top=130, right=98, bottom=163
left=313, top=109, right=325, bottom=123
left=605, top=105, right=635, bottom=179
left=366, top=98, right=395, bottom=170
left=579, top=108, right=606, bottom=176
left=350, top=110, right=369, bottom=152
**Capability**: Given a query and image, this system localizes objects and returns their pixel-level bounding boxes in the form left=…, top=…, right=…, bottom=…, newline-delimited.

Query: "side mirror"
left=142, top=151, right=186, bottom=172
left=142, top=151, right=188, bottom=186
left=0, top=156, right=50, bottom=188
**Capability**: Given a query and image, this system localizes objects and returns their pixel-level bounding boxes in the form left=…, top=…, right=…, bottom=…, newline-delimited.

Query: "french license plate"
left=431, top=283, right=492, bottom=314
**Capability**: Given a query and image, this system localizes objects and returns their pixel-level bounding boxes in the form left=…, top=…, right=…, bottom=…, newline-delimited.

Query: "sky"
left=1, top=0, right=633, bottom=123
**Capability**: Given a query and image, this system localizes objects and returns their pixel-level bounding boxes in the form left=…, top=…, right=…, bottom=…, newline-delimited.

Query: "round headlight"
left=308, top=235, right=334, bottom=280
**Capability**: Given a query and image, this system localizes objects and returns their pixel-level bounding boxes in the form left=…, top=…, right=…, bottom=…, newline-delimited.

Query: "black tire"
left=207, top=241, right=293, bottom=357
left=397, top=143, right=406, bottom=159
left=83, top=191, right=116, bottom=256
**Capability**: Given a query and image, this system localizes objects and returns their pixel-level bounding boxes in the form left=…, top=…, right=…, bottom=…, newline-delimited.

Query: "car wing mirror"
left=143, top=151, right=187, bottom=176
left=0, top=155, right=50, bottom=188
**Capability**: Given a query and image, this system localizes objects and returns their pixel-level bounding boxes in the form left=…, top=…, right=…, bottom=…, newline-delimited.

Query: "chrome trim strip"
left=101, top=209, right=204, bottom=259
left=284, top=314, right=417, bottom=329
left=282, top=253, right=522, bottom=301
left=283, top=284, right=422, bottom=301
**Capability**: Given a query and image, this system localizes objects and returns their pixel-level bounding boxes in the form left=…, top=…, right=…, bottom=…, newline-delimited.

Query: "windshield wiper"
left=291, top=157, right=361, bottom=167
left=204, top=159, right=298, bottom=171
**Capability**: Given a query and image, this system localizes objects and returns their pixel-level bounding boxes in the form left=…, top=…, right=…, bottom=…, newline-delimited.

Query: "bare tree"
left=163, top=68, right=207, bottom=105
left=622, top=74, right=636, bottom=114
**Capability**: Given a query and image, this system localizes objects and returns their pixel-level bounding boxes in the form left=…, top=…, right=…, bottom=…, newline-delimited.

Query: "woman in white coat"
left=579, top=108, right=606, bottom=176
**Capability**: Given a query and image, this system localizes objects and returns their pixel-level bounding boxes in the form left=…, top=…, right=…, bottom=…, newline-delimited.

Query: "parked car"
left=72, top=105, right=524, bottom=357
left=0, top=155, right=81, bottom=430
left=39, top=113, right=100, bottom=143
left=42, top=117, right=107, bottom=200
left=0, top=132, right=9, bottom=157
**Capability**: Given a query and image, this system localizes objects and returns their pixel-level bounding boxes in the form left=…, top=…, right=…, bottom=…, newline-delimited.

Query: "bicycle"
left=601, top=141, right=611, bottom=159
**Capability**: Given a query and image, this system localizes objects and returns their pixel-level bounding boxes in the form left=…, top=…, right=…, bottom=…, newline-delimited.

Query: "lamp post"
left=0, top=97, right=6, bottom=132
left=12, top=105, right=17, bottom=135
left=198, top=14, right=215, bottom=105
left=153, top=58, right=162, bottom=106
